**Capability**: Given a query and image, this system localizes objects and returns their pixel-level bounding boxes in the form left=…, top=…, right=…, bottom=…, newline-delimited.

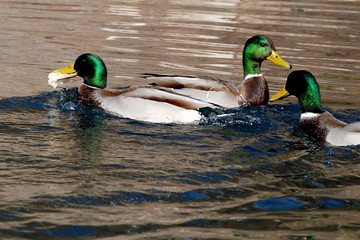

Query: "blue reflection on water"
left=254, top=197, right=306, bottom=211
left=1, top=88, right=360, bottom=239
left=43, top=226, right=99, bottom=237
left=223, top=196, right=360, bottom=212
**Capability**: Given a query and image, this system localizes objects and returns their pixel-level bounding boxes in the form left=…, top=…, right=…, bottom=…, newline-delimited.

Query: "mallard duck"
left=270, top=70, right=360, bottom=146
left=48, top=53, right=217, bottom=124
left=144, top=35, right=292, bottom=108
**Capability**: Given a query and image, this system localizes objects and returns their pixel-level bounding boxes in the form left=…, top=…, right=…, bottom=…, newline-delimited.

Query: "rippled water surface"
left=1, top=0, right=360, bottom=239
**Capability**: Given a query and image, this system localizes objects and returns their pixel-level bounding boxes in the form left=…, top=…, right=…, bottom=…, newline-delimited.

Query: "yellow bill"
left=270, top=85, right=290, bottom=102
left=48, top=63, right=78, bottom=89
left=267, top=50, right=292, bottom=69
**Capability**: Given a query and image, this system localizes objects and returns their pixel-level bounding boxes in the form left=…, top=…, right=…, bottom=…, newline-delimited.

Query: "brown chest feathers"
left=78, top=85, right=100, bottom=106
left=241, top=75, right=269, bottom=105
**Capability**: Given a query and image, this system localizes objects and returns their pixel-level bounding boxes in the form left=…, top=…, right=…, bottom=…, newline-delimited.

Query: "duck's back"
left=145, top=74, right=257, bottom=108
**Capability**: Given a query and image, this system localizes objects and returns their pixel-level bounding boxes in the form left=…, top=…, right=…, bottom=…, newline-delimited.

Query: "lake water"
left=0, top=0, right=360, bottom=239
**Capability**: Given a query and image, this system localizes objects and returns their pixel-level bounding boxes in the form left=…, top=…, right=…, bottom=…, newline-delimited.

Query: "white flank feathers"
left=93, top=87, right=213, bottom=124
left=327, top=122, right=360, bottom=146
left=98, top=96, right=201, bottom=124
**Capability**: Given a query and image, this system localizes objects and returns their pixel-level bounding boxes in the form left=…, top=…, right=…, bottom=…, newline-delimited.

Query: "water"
left=1, top=88, right=360, bottom=239
left=1, top=0, right=360, bottom=239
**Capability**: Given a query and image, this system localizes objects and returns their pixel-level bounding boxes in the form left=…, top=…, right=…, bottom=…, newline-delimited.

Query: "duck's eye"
left=260, top=43, right=266, bottom=47
left=81, top=59, right=88, bottom=65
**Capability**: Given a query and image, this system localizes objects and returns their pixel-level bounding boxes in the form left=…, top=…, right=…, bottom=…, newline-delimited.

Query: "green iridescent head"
left=51, top=53, right=107, bottom=89
left=242, top=35, right=291, bottom=76
left=74, top=53, right=107, bottom=89
left=270, top=70, right=325, bottom=113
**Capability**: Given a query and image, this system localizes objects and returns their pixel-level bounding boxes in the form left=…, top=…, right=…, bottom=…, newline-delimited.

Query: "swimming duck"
left=270, top=70, right=360, bottom=146
left=144, top=35, right=292, bottom=108
left=48, top=53, right=217, bottom=124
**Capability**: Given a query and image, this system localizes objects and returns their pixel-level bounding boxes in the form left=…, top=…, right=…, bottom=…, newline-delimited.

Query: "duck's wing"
left=143, top=74, right=242, bottom=108
left=319, top=112, right=360, bottom=146
left=319, top=111, right=348, bottom=128
left=99, top=85, right=218, bottom=110
left=143, top=73, right=227, bottom=90
left=343, top=122, right=360, bottom=133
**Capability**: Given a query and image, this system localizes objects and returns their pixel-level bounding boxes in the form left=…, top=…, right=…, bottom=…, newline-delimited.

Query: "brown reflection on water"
left=0, top=0, right=359, bottom=107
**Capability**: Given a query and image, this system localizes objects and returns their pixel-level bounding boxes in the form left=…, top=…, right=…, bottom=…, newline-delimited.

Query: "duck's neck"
left=299, top=91, right=325, bottom=114
left=78, top=84, right=100, bottom=105
left=300, top=103, right=324, bottom=114
left=243, top=57, right=262, bottom=78
left=84, top=75, right=107, bottom=89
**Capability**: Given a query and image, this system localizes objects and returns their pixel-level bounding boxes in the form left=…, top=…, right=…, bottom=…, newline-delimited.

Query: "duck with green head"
left=270, top=70, right=360, bottom=146
left=144, top=35, right=292, bottom=108
left=48, top=53, right=217, bottom=124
